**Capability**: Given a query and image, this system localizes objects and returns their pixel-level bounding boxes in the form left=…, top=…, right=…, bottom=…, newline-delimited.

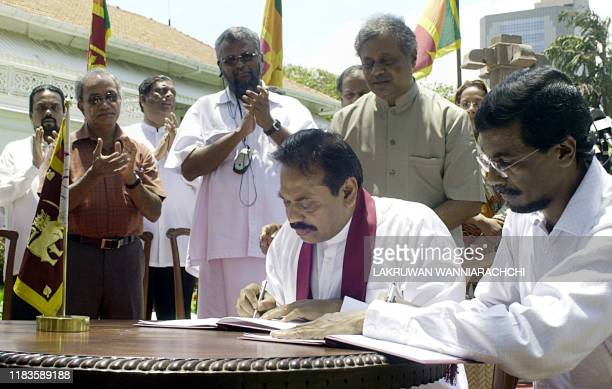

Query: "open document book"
left=135, top=317, right=300, bottom=332
left=325, top=335, right=475, bottom=364
left=237, top=333, right=474, bottom=364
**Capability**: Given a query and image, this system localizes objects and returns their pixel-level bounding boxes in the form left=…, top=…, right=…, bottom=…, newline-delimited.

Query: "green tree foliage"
left=284, top=64, right=339, bottom=99
left=421, top=82, right=456, bottom=103
left=545, top=10, right=612, bottom=113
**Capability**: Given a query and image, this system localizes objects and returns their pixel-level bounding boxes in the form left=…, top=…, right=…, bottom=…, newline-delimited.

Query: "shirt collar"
left=141, top=121, right=165, bottom=132
left=532, top=158, right=606, bottom=235
left=319, top=216, right=352, bottom=249
left=75, top=123, right=125, bottom=142
left=374, top=78, right=419, bottom=112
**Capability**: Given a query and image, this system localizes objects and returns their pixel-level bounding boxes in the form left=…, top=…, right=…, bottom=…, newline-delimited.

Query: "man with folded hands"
left=236, top=129, right=465, bottom=321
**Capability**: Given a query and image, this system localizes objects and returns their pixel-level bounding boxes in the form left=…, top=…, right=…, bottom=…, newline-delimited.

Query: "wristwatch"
left=264, top=119, right=281, bottom=136
left=125, top=176, right=142, bottom=190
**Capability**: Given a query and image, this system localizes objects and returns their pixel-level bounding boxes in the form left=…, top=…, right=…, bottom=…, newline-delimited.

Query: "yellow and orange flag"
left=13, top=116, right=70, bottom=316
left=87, top=0, right=112, bottom=70
left=414, top=0, right=461, bottom=79
left=260, top=0, right=283, bottom=87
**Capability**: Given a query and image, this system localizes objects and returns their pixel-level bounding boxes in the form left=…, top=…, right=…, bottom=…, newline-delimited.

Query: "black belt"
left=68, top=235, right=137, bottom=250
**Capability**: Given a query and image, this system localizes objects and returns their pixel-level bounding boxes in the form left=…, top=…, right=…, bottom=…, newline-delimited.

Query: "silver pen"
left=253, top=280, right=268, bottom=318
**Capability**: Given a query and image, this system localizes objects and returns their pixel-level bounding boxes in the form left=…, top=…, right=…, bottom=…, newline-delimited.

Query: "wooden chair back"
left=166, top=228, right=191, bottom=319
left=1, top=229, right=19, bottom=320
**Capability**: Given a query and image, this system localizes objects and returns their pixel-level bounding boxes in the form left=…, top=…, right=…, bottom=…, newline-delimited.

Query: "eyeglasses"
left=87, top=91, right=119, bottom=106
left=361, top=56, right=401, bottom=72
left=148, top=89, right=176, bottom=102
left=219, top=52, right=258, bottom=66
left=460, top=100, right=481, bottom=110
left=476, top=149, right=540, bottom=178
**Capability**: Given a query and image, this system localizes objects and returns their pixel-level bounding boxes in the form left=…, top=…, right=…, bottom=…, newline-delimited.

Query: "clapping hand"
left=154, top=112, right=178, bottom=161
left=242, top=86, right=273, bottom=130
left=32, top=127, right=58, bottom=168
left=90, top=138, right=130, bottom=180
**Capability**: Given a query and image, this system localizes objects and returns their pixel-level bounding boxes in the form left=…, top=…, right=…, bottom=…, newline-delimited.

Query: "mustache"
left=493, top=185, right=521, bottom=196
left=290, top=222, right=317, bottom=231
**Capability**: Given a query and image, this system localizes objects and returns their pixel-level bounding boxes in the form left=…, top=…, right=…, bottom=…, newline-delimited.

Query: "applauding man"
left=0, top=84, right=64, bottom=319
left=167, top=27, right=316, bottom=318
left=125, top=75, right=198, bottom=320
left=68, top=69, right=165, bottom=319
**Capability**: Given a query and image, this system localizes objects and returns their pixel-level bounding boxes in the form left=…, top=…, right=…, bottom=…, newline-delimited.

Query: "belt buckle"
left=100, top=238, right=117, bottom=250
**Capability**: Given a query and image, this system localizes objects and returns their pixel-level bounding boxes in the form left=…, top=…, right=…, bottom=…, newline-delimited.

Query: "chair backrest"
left=1, top=229, right=19, bottom=320
left=166, top=228, right=191, bottom=319
left=138, top=232, right=153, bottom=320
left=493, top=366, right=519, bottom=389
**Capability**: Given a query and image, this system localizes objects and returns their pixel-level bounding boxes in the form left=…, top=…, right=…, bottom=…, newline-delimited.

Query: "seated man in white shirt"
left=0, top=84, right=64, bottom=319
left=272, top=67, right=612, bottom=388
left=236, top=129, right=465, bottom=321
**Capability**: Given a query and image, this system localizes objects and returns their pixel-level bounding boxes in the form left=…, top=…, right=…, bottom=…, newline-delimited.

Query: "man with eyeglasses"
left=331, top=14, right=484, bottom=246
left=124, top=75, right=198, bottom=320
left=0, top=84, right=65, bottom=319
left=68, top=69, right=165, bottom=319
left=166, top=27, right=316, bottom=318
left=274, top=67, right=612, bottom=388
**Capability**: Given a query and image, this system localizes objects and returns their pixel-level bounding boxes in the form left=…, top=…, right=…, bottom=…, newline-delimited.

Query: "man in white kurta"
left=167, top=27, right=316, bottom=317
left=124, top=75, right=198, bottom=319
left=264, top=196, right=465, bottom=307
left=0, top=84, right=64, bottom=319
left=237, top=129, right=467, bottom=388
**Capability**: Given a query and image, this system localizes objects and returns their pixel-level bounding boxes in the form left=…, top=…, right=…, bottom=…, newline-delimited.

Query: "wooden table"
left=0, top=321, right=448, bottom=388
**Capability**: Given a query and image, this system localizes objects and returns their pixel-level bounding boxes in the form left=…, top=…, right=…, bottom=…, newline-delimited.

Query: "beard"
left=507, top=197, right=552, bottom=213
left=227, top=69, right=260, bottom=99
left=40, top=118, right=58, bottom=138
left=495, top=185, right=552, bottom=213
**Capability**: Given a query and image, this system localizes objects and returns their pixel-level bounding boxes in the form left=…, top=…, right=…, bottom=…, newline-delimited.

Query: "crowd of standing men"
left=1, top=12, right=611, bottom=389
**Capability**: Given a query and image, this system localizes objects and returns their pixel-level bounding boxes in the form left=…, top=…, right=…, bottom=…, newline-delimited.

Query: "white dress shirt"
left=166, top=88, right=316, bottom=267
left=364, top=159, right=612, bottom=388
left=0, top=137, right=44, bottom=276
left=266, top=196, right=466, bottom=306
left=124, top=122, right=199, bottom=267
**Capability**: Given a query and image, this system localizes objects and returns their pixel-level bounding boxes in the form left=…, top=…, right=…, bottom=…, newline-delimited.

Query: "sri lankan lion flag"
left=260, top=0, right=283, bottom=87
left=413, top=0, right=461, bottom=79
left=13, top=118, right=69, bottom=316
left=87, top=0, right=112, bottom=70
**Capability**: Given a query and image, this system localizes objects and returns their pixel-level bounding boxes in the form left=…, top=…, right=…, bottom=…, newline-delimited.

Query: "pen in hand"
left=253, top=280, right=268, bottom=318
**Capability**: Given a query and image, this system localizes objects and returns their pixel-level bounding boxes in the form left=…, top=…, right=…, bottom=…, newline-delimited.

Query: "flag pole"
left=456, top=0, right=462, bottom=88
left=60, top=100, right=71, bottom=317
left=37, top=99, right=89, bottom=332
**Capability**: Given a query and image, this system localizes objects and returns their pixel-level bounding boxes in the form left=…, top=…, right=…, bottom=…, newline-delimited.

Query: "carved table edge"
left=0, top=351, right=393, bottom=374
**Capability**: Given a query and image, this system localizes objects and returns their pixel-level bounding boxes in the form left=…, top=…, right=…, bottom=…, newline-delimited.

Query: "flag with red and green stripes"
left=414, top=0, right=461, bottom=79
left=87, top=0, right=112, bottom=70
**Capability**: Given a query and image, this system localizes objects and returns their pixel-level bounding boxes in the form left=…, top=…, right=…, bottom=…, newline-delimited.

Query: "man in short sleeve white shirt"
left=0, top=84, right=65, bottom=319
left=166, top=27, right=316, bottom=317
